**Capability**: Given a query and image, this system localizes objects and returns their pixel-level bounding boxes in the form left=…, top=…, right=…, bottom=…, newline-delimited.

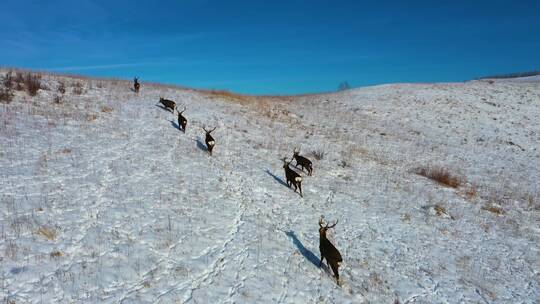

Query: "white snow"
left=1, top=72, right=539, bottom=303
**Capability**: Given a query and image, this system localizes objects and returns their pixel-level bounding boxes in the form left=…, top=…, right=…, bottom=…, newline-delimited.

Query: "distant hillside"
left=478, top=70, right=540, bottom=79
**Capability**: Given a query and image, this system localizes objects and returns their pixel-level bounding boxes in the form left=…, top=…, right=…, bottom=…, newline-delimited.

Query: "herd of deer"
left=135, top=78, right=343, bottom=285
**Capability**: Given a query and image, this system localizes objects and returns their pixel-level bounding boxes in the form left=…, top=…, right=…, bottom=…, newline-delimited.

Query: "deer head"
left=203, top=126, right=216, bottom=134
left=176, top=106, right=186, bottom=115
left=319, top=217, right=338, bottom=238
left=282, top=157, right=292, bottom=168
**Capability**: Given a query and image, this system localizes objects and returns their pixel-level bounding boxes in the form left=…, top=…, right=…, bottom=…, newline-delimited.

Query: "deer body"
left=283, top=158, right=303, bottom=197
left=203, top=127, right=216, bottom=155
left=133, top=77, right=140, bottom=93
left=159, top=97, right=176, bottom=112
left=293, top=148, right=313, bottom=176
left=319, top=218, right=342, bottom=284
left=176, top=106, right=187, bottom=133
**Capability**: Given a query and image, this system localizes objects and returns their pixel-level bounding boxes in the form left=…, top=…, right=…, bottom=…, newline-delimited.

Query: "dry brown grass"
left=24, top=73, right=42, bottom=96
left=57, top=81, right=66, bottom=94
left=0, top=88, right=13, bottom=103
left=36, top=226, right=57, bottom=240
left=87, top=114, right=98, bottom=122
left=199, top=89, right=254, bottom=105
left=482, top=205, right=504, bottom=216
left=50, top=250, right=63, bottom=258
left=311, top=149, right=325, bottom=160
left=72, top=82, right=84, bottom=95
left=101, top=106, right=113, bottom=113
left=415, top=166, right=464, bottom=188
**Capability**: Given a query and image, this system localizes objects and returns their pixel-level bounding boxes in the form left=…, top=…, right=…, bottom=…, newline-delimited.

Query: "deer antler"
left=210, top=126, right=217, bottom=133
left=327, top=219, right=338, bottom=228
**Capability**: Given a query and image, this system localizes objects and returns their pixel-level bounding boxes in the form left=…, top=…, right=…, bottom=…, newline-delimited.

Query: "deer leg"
left=298, top=183, right=303, bottom=197
left=329, top=261, right=339, bottom=282
left=319, top=256, right=324, bottom=267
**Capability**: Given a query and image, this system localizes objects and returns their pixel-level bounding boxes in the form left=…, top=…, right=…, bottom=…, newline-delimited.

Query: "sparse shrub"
left=72, top=82, right=84, bottom=95
left=58, top=81, right=66, bottom=94
left=53, top=95, right=62, bottom=104
left=24, top=73, right=42, bottom=96
left=3, top=70, right=14, bottom=88
left=14, top=72, right=24, bottom=83
left=338, top=81, right=351, bottom=91
left=0, top=88, right=14, bottom=103
left=338, top=159, right=349, bottom=168
left=311, top=149, right=325, bottom=160
left=415, top=166, right=464, bottom=188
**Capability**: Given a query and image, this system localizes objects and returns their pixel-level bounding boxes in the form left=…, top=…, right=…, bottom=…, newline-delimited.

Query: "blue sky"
left=1, top=0, right=539, bottom=94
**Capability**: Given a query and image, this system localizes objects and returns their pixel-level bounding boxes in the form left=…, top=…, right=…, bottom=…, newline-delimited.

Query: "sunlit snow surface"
left=1, top=72, right=539, bottom=303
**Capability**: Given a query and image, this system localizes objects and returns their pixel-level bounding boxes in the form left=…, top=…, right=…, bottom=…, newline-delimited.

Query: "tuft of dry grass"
left=482, top=205, right=504, bottom=216
left=50, top=250, right=63, bottom=258
left=36, top=226, right=57, bottom=240
left=415, top=166, right=464, bottom=188
left=311, top=149, right=325, bottom=160
left=101, top=106, right=113, bottom=113
left=87, top=114, right=98, bottom=122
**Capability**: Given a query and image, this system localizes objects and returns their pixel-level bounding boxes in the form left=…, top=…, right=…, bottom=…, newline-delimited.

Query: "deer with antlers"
left=203, top=126, right=217, bottom=155
left=175, top=106, right=187, bottom=133
left=292, top=148, right=313, bottom=176
left=283, top=157, right=303, bottom=197
left=319, top=217, right=342, bottom=284
left=158, top=97, right=176, bottom=112
left=133, top=77, right=141, bottom=93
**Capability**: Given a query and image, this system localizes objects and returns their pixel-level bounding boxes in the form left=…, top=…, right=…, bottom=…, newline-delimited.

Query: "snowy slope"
left=1, top=72, right=539, bottom=303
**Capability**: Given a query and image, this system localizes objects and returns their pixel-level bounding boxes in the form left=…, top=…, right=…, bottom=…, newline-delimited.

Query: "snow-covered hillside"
left=1, top=71, right=539, bottom=303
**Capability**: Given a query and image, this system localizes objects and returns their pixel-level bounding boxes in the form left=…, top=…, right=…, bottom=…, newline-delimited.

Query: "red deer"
left=319, top=217, right=342, bottom=284
left=175, top=106, right=187, bottom=133
left=203, top=126, right=216, bottom=155
left=292, top=148, right=313, bottom=176
left=158, top=97, right=175, bottom=112
left=133, top=77, right=140, bottom=93
left=283, top=158, right=303, bottom=197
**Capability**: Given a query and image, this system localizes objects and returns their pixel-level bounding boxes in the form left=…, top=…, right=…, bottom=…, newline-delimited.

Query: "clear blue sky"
left=2, top=0, right=539, bottom=94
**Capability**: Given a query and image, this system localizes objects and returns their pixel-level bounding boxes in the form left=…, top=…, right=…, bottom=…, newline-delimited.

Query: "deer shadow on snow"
left=155, top=104, right=173, bottom=113
left=195, top=138, right=208, bottom=152
left=170, top=120, right=180, bottom=130
left=264, top=169, right=288, bottom=188
left=285, top=231, right=320, bottom=267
